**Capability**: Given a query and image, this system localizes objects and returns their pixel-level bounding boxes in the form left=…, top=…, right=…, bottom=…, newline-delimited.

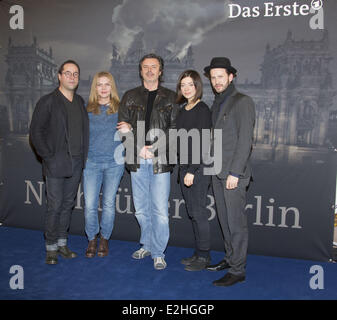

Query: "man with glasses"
left=30, top=60, right=89, bottom=265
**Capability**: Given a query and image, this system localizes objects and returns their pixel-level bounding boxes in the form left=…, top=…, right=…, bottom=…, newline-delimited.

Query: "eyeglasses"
left=62, top=71, right=79, bottom=78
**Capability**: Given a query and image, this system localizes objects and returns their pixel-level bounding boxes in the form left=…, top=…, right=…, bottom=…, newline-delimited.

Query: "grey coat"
left=211, top=86, right=256, bottom=180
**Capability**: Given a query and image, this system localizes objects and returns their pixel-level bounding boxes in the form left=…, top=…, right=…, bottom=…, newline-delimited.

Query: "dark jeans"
left=179, top=168, right=211, bottom=258
left=212, top=175, right=250, bottom=276
left=44, top=156, right=83, bottom=250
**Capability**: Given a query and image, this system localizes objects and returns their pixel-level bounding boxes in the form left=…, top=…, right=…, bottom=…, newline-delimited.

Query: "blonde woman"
left=83, top=71, right=124, bottom=258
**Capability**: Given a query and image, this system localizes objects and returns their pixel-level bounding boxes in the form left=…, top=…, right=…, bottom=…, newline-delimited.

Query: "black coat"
left=29, top=88, right=89, bottom=178
left=211, top=86, right=256, bottom=180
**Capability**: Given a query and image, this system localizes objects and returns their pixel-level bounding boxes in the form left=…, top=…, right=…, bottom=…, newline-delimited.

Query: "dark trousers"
left=44, top=156, right=83, bottom=250
left=179, top=169, right=211, bottom=258
left=212, top=175, right=250, bottom=276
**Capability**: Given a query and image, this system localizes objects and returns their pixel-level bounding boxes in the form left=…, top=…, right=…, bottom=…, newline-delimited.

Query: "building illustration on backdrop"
left=1, top=30, right=336, bottom=164
left=2, top=37, right=57, bottom=135
left=109, top=32, right=194, bottom=95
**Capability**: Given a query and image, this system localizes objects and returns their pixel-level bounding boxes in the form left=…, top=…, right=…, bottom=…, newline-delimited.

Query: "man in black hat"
left=204, top=57, right=255, bottom=286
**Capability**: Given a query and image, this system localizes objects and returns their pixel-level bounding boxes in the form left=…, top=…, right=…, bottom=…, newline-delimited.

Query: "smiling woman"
left=83, top=70, right=124, bottom=259
left=87, top=71, right=119, bottom=115
left=175, top=69, right=212, bottom=272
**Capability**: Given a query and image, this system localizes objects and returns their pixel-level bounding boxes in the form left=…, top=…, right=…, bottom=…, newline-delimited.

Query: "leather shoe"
left=206, top=259, right=230, bottom=271
left=86, top=237, right=97, bottom=258
left=97, top=237, right=109, bottom=257
left=46, top=250, right=58, bottom=265
left=184, top=256, right=210, bottom=271
left=58, top=246, right=77, bottom=259
left=180, top=253, right=198, bottom=265
left=213, top=272, right=245, bottom=287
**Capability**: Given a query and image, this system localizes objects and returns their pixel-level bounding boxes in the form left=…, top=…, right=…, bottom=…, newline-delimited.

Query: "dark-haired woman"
left=176, top=70, right=212, bottom=271
left=83, top=71, right=124, bottom=258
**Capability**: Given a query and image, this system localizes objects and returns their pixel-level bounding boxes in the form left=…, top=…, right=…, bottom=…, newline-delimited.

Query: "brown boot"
left=85, top=237, right=97, bottom=258
left=97, top=237, right=109, bottom=257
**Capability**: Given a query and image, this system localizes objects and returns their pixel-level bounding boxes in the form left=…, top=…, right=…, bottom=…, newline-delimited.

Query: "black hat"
left=204, top=57, right=237, bottom=76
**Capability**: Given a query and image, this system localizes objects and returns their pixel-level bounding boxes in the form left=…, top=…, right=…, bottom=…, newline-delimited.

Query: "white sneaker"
left=132, top=248, right=151, bottom=259
left=154, top=257, right=167, bottom=270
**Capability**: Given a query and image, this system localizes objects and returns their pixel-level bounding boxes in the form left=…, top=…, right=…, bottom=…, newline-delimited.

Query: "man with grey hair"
left=117, top=53, right=178, bottom=270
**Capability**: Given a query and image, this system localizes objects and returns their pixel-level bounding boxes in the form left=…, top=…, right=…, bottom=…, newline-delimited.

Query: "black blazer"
left=211, top=87, right=255, bottom=180
left=29, top=89, right=89, bottom=178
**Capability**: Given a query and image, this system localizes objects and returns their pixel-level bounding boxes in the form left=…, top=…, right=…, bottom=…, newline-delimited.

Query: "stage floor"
left=1, top=226, right=337, bottom=300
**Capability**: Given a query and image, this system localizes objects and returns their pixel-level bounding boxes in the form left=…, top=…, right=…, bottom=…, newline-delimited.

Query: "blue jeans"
left=131, top=159, right=170, bottom=258
left=83, top=160, right=124, bottom=240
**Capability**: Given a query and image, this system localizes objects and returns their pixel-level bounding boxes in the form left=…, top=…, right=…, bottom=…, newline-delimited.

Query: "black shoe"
left=46, top=250, right=58, bottom=265
left=213, top=272, right=245, bottom=287
left=58, top=246, right=77, bottom=259
left=180, top=253, right=198, bottom=266
left=206, top=259, right=230, bottom=271
left=184, top=256, right=210, bottom=271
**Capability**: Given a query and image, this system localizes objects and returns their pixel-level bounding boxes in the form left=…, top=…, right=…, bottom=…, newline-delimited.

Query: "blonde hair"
left=87, top=71, right=120, bottom=114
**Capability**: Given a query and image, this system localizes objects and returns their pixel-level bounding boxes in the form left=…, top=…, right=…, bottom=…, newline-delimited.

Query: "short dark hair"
left=224, top=68, right=236, bottom=78
left=176, top=70, right=203, bottom=104
left=58, top=59, right=80, bottom=76
left=139, top=53, right=164, bottom=83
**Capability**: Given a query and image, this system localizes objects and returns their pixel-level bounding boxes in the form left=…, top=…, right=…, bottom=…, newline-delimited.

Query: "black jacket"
left=118, top=85, right=179, bottom=173
left=29, top=89, right=89, bottom=178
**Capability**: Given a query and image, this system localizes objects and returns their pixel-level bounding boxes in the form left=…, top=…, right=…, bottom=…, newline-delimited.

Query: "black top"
left=145, top=90, right=158, bottom=146
left=62, top=93, right=83, bottom=156
left=176, top=101, right=212, bottom=174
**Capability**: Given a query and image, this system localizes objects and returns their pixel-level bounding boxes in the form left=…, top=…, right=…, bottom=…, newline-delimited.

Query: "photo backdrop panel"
left=0, top=0, right=336, bottom=261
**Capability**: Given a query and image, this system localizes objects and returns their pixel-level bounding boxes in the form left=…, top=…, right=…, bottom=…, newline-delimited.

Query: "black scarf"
left=212, top=82, right=235, bottom=125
